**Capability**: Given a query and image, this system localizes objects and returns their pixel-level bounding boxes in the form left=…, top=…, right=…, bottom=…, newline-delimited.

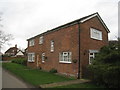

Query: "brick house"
left=27, top=13, right=110, bottom=78
left=4, top=45, right=25, bottom=57
left=5, top=45, right=18, bottom=56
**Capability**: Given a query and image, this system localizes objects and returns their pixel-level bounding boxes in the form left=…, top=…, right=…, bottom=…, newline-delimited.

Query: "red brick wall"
left=80, top=17, right=109, bottom=77
left=27, top=24, right=79, bottom=77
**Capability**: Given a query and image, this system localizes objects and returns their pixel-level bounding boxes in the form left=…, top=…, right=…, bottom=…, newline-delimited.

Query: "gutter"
left=77, top=21, right=81, bottom=79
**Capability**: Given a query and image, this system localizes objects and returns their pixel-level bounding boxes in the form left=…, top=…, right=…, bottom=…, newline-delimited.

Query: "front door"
left=37, top=55, right=41, bottom=68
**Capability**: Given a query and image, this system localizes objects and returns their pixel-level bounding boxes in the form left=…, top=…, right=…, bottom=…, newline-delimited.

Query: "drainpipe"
left=77, top=21, right=81, bottom=79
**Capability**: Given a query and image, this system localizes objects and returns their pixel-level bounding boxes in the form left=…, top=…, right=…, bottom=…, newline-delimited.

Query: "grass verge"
left=2, top=63, right=74, bottom=86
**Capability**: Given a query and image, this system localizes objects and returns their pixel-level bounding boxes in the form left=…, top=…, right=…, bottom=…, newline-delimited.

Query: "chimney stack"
left=15, top=44, right=17, bottom=48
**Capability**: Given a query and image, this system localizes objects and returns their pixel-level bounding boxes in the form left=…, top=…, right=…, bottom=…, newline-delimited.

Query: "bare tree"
left=0, top=30, right=13, bottom=51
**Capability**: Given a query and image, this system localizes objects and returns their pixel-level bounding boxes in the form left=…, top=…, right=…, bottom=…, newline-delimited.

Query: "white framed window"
left=50, top=40, right=54, bottom=52
left=28, top=53, right=35, bottom=62
left=39, top=36, right=43, bottom=44
left=42, top=53, right=45, bottom=62
left=59, top=52, right=72, bottom=63
left=89, top=50, right=99, bottom=64
left=90, top=28, right=102, bottom=40
left=29, top=39, right=35, bottom=46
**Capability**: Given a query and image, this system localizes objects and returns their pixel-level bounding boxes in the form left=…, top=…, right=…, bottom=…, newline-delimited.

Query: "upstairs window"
left=50, top=40, right=54, bottom=52
left=28, top=53, right=35, bottom=62
left=29, top=39, right=35, bottom=46
left=59, top=52, right=72, bottom=63
left=39, top=36, right=43, bottom=44
left=90, top=28, right=102, bottom=40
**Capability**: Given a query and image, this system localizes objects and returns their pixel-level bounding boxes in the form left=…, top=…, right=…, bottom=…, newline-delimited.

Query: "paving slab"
left=40, top=79, right=91, bottom=88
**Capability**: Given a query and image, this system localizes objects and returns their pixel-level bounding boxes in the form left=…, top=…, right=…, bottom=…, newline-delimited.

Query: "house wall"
left=27, top=24, right=79, bottom=77
left=80, top=17, right=109, bottom=78
left=27, top=16, right=109, bottom=78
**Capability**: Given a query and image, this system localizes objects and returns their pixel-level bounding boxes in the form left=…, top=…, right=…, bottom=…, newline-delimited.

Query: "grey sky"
left=0, top=0, right=119, bottom=53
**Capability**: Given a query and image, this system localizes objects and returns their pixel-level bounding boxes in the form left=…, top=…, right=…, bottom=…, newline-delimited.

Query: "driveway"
left=2, top=68, right=35, bottom=88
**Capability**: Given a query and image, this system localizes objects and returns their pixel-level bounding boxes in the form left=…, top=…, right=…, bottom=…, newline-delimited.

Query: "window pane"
left=59, top=52, right=72, bottom=63
left=51, top=41, right=54, bottom=52
left=42, top=53, right=45, bottom=62
left=90, top=28, right=102, bottom=40
left=39, top=36, right=43, bottom=44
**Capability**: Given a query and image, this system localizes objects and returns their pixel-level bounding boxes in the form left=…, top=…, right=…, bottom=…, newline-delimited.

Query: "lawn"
left=2, top=63, right=75, bottom=86
left=54, top=83, right=105, bottom=88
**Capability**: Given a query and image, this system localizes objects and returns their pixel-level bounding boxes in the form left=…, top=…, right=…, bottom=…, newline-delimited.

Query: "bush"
left=49, top=68, right=57, bottom=73
left=88, top=40, right=120, bottom=88
left=88, top=64, right=120, bottom=88
left=11, top=58, right=27, bottom=66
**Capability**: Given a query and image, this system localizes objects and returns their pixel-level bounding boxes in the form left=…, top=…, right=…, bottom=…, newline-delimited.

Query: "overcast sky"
left=0, top=0, right=119, bottom=53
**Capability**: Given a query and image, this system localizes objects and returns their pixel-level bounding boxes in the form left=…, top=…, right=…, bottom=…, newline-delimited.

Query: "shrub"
left=88, top=40, right=120, bottom=88
left=11, top=58, right=27, bottom=66
left=49, top=68, right=57, bottom=73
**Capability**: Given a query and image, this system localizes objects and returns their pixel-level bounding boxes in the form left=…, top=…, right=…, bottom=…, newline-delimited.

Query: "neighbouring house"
left=4, top=45, right=25, bottom=57
left=27, top=13, right=110, bottom=78
left=5, top=45, right=18, bottom=56
left=15, top=50, right=25, bottom=57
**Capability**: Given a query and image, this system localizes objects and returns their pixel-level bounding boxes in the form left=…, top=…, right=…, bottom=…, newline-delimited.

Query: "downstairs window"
left=59, top=52, right=72, bottom=63
left=28, top=53, right=35, bottom=62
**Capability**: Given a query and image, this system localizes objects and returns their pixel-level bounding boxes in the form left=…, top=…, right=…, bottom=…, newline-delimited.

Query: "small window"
left=89, top=50, right=99, bottom=64
left=59, top=52, right=72, bottom=63
left=28, top=53, right=35, bottom=62
left=42, top=53, right=45, bottom=62
left=90, top=28, right=102, bottom=40
left=50, top=40, right=54, bottom=52
left=29, top=39, right=35, bottom=46
left=39, top=36, right=43, bottom=44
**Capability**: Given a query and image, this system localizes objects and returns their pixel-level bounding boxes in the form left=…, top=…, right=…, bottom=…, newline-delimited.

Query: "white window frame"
left=39, top=36, right=43, bottom=44
left=50, top=40, right=54, bottom=52
left=42, top=53, right=45, bottom=62
left=28, top=53, right=35, bottom=62
left=59, top=52, right=72, bottom=63
left=90, top=28, right=102, bottom=40
left=89, top=50, right=99, bottom=64
left=29, top=39, right=35, bottom=46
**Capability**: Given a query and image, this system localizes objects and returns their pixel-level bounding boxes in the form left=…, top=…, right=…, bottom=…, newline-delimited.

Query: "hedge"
left=11, top=58, right=27, bottom=66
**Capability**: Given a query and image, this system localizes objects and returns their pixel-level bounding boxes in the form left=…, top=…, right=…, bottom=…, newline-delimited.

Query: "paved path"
left=2, top=68, right=35, bottom=88
left=40, top=79, right=91, bottom=88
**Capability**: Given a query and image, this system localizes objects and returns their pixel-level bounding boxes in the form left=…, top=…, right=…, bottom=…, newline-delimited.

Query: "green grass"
left=54, top=83, right=105, bottom=88
left=2, top=63, right=75, bottom=86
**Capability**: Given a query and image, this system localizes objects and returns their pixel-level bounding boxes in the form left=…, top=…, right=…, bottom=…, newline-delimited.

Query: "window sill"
left=59, top=61, right=72, bottom=64
left=50, top=50, right=54, bottom=52
left=29, top=45, right=34, bottom=47
left=28, top=61, right=35, bottom=63
left=39, top=43, right=43, bottom=45
left=91, top=37, right=102, bottom=41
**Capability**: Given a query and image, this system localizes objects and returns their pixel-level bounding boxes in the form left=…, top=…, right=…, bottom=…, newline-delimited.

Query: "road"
left=2, top=68, right=35, bottom=88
